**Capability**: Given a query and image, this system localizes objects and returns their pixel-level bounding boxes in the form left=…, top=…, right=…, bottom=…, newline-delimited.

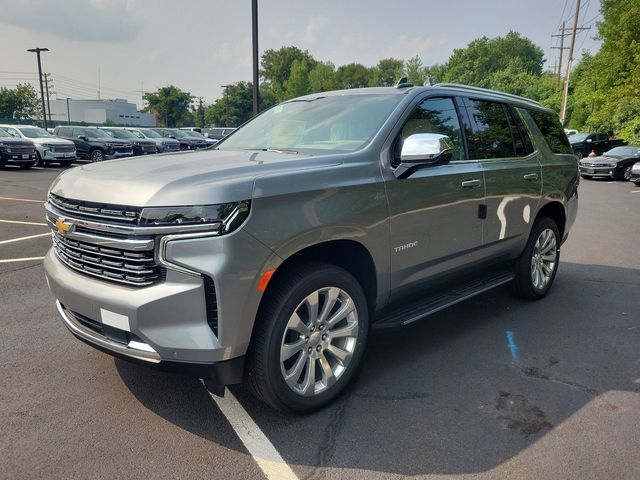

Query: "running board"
left=374, top=270, right=514, bottom=329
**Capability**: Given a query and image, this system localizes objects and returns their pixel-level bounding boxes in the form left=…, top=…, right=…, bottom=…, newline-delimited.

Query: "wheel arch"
left=535, top=200, right=566, bottom=240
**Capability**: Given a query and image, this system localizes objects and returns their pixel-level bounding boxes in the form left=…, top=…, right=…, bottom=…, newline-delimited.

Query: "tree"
left=442, top=31, right=544, bottom=87
left=567, top=0, right=640, bottom=142
left=308, top=61, right=337, bottom=93
left=193, top=98, right=205, bottom=129
left=405, top=55, right=425, bottom=86
left=335, top=63, right=371, bottom=89
left=369, top=58, right=405, bottom=87
left=0, top=83, right=40, bottom=119
left=143, top=85, right=193, bottom=127
left=423, top=64, right=446, bottom=85
left=261, top=46, right=317, bottom=96
left=204, top=82, right=276, bottom=127
left=285, top=59, right=311, bottom=99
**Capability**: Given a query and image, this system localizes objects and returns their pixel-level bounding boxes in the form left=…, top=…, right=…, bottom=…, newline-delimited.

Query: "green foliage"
left=285, top=59, right=312, bottom=99
left=369, top=58, right=404, bottom=87
left=143, top=85, right=193, bottom=128
left=568, top=0, right=640, bottom=142
left=335, top=63, right=371, bottom=89
left=204, top=82, right=276, bottom=127
left=405, top=55, right=425, bottom=86
left=443, top=31, right=544, bottom=86
left=261, top=46, right=316, bottom=96
left=308, top=62, right=337, bottom=93
left=0, top=83, right=40, bottom=119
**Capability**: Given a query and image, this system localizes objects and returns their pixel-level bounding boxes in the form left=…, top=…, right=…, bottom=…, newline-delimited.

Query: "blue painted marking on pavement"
left=505, top=330, right=518, bottom=361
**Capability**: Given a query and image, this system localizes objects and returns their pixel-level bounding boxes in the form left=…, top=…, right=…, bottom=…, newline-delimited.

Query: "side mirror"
left=394, top=133, right=454, bottom=179
left=78, top=135, right=88, bottom=141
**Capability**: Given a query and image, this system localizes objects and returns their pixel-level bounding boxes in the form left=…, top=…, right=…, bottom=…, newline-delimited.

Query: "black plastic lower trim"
left=68, top=328, right=245, bottom=385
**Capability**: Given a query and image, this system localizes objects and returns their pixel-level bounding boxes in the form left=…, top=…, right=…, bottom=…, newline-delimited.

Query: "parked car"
left=0, top=124, right=76, bottom=167
left=564, top=129, right=578, bottom=136
left=152, top=128, right=208, bottom=150
left=0, top=127, right=37, bottom=169
left=180, top=127, right=202, bottom=134
left=98, top=127, right=157, bottom=156
left=630, top=162, right=640, bottom=186
left=579, top=146, right=639, bottom=180
left=182, top=129, right=217, bottom=146
left=124, top=128, right=181, bottom=153
left=206, top=127, right=236, bottom=143
left=43, top=84, right=578, bottom=412
left=54, top=126, right=133, bottom=162
left=569, top=132, right=626, bottom=159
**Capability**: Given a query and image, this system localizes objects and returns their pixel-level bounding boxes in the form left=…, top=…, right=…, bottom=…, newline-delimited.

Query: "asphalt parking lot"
left=1, top=165, right=639, bottom=480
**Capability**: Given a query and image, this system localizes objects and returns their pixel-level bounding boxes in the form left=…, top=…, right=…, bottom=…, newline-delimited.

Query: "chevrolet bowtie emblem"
left=55, top=218, right=74, bottom=235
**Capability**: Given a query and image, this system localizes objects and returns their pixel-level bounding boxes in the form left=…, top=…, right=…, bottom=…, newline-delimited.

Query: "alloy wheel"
left=280, top=287, right=359, bottom=397
left=530, top=228, right=557, bottom=290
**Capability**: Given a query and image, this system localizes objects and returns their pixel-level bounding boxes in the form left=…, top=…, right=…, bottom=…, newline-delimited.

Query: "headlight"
left=42, top=143, right=55, bottom=149
left=139, top=201, right=250, bottom=234
left=632, top=163, right=640, bottom=172
left=0, top=143, right=7, bottom=151
left=105, top=143, right=115, bottom=148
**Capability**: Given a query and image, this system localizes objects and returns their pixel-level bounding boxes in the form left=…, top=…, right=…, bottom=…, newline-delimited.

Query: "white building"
left=49, top=98, right=155, bottom=126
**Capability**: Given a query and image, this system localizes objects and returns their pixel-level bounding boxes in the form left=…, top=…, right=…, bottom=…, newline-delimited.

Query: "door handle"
left=523, top=173, right=539, bottom=181
left=461, top=179, right=481, bottom=188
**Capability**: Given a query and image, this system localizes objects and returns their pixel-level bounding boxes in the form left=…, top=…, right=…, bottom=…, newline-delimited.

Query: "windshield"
left=218, top=94, right=402, bottom=153
left=570, top=133, right=589, bottom=142
left=106, top=129, right=135, bottom=139
left=186, top=131, right=205, bottom=139
left=19, top=127, right=51, bottom=138
left=171, top=129, right=192, bottom=139
left=138, top=129, right=162, bottom=139
left=80, top=129, right=106, bottom=138
left=605, top=146, right=638, bottom=157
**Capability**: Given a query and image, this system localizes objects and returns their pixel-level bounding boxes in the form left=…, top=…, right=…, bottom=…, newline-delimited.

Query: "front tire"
left=511, top=217, right=560, bottom=300
left=90, top=149, right=105, bottom=162
left=574, top=149, right=584, bottom=159
left=621, top=166, right=632, bottom=181
left=247, top=263, right=369, bottom=413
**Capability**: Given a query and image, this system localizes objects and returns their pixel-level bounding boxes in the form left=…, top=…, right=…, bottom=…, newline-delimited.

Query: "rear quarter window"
left=527, top=110, right=573, bottom=154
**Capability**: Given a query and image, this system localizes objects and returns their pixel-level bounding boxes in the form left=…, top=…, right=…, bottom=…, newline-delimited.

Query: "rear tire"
left=246, top=263, right=369, bottom=413
left=510, top=217, right=560, bottom=300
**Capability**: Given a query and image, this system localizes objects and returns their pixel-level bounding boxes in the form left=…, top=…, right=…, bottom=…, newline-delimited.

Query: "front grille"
left=8, top=145, right=35, bottom=154
left=583, top=163, right=610, bottom=167
left=52, top=145, right=75, bottom=153
left=52, top=232, right=162, bottom=287
left=113, top=146, right=132, bottom=153
left=49, top=193, right=141, bottom=225
left=142, top=144, right=156, bottom=153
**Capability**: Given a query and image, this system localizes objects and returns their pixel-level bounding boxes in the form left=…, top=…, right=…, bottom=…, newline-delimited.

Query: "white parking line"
left=0, top=219, right=47, bottom=226
left=203, top=384, right=299, bottom=480
left=0, top=256, right=45, bottom=263
left=0, top=232, right=50, bottom=245
left=632, top=190, right=640, bottom=193
left=0, top=196, right=44, bottom=203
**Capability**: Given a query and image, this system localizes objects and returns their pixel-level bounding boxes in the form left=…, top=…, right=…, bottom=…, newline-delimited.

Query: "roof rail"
left=433, top=83, right=543, bottom=108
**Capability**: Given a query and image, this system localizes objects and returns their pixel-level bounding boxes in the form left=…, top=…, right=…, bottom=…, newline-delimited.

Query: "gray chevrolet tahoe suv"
left=43, top=83, right=578, bottom=412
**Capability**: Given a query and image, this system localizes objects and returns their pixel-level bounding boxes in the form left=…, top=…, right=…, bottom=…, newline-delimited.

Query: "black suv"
left=0, top=127, right=37, bottom=169
left=98, top=128, right=157, bottom=156
left=54, top=126, right=133, bottom=162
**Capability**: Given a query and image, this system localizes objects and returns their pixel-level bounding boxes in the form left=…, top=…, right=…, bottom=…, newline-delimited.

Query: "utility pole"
left=221, top=85, right=232, bottom=126
left=560, top=0, right=582, bottom=124
left=98, top=67, right=101, bottom=99
left=551, top=21, right=567, bottom=91
left=43, top=73, right=53, bottom=124
left=66, top=98, right=71, bottom=125
left=26, top=47, right=49, bottom=129
left=197, top=96, right=204, bottom=128
left=251, top=0, right=259, bottom=116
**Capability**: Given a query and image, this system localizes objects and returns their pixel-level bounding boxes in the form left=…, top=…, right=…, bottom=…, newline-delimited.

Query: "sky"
left=0, top=0, right=603, bottom=109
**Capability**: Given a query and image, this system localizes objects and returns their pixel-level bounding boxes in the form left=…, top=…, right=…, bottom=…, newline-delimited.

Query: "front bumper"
left=579, top=165, right=617, bottom=178
left=0, top=151, right=36, bottom=164
left=44, top=227, right=275, bottom=383
left=40, top=147, right=77, bottom=161
left=106, top=149, right=134, bottom=159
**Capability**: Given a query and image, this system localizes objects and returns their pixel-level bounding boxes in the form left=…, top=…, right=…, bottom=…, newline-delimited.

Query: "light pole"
left=27, top=47, right=49, bottom=129
left=221, top=85, right=231, bottom=126
left=251, top=0, right=259, bottom=116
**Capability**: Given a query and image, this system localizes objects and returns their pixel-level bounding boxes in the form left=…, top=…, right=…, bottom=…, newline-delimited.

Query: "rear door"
left=458, top=97, right=542, bottom=260
left=385, top=96, right=485, bottom=300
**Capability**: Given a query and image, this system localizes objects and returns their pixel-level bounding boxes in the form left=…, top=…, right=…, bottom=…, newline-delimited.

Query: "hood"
left=29, top=137, right=75, bottom=146
left=0, top=137, right=33, bottom=146
left=95, top=137, right=131, bottom=144
left=48, top=148, right=341, bottom=207
left=580, top=155, right=618, bottom=165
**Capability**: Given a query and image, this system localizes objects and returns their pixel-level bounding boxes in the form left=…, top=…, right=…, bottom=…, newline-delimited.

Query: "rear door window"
left=461, top=98, right=516, bottom=159
left=527, top=110, right=573, bottom=154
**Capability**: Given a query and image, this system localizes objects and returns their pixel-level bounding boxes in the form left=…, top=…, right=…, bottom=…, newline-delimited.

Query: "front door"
left=385, top=97, right=485, bottom=300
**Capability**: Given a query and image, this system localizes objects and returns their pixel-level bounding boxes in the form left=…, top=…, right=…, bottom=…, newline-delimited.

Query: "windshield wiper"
left=245, top=147, right=299, bottom=154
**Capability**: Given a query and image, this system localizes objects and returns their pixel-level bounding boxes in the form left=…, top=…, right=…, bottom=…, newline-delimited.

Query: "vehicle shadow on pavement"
left=116, top=262, right=640, bottom=476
